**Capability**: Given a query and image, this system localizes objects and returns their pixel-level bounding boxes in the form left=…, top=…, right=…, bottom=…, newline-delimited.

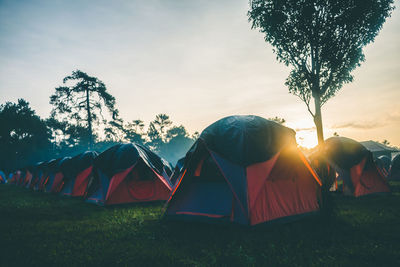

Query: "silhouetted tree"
left=249, top=0, right=394, bottom=145
left=191, top=131, right=200, bottom=140
left=104, top=116, right=124, bottom=142
left=50, top=70, right=119, bottom=148
left=147, top=122, right=163, bottom=151
left=152, top=114, right=172, bottom=141
left=0, top=99, right=51, bottom=171
left=159, top=125, right=195, bottom=165
left=268, top=116, right=286, bottom=125
left=123, top=119, right=146, bottom=145
left=146, top=114, right=172, bottom=151
left=382, top=139, right=390, bottom=145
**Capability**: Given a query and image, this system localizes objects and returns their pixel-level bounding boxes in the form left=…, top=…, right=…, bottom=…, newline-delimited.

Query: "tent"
left=26, top=162, right=43, bottom=189
left=49, top=157, right=71, bottom=193
left=390, top=154, right=400, bottom=180
left=8, top=172, right=15, bottom=184
left=375, top=155, right=391, bottom=178
left=170, top=157, right=185, bottom=186
left=360, top=140, right=399, bottom=159
left=18, top=167, right=33, bottom=188
left=323, top=137, right=390, bottom=197
left=11, top=171, right=23, bottom=185
left=165, top=115, right=322, bottom=225
left=0, top=170, right=6, bottom=184
left=59, top=152, right=97, bottom=197
left=31, top=162, right=47, bottom=191
left=42, top=158, right=64, bottom=192
left=86, top=143, right=172, bottom=205
left=8, top=173, right=13, bottom=183
left=16, top=170, right=25, bottom=186
left=36, top=161, right=54, bottom=191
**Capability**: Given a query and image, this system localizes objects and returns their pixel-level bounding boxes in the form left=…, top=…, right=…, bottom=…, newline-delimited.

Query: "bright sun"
left=286, top=121, right=318, bottom=149
left=296, top=131, right=319, bottom=149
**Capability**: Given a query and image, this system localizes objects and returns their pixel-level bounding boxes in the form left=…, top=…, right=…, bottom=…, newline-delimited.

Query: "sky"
left=0, top=0, right=399, bottom=148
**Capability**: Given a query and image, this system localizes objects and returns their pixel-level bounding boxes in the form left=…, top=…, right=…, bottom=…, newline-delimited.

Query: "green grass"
left=1, top=183, right=400, bottom=267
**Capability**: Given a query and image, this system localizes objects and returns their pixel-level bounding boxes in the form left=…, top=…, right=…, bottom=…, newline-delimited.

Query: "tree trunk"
left=86, top=89, right=93, bottom=149
left=313, top=94, right=324, bottom=146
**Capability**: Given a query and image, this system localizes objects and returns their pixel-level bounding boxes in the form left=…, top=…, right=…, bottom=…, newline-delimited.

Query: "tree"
left=248, top=0, right=394, bottom=145
left=159, top=125, right=195, bottom=165
left=381, top=139, right=390, bottom=146
left=46, top=117, right=91, bottom=148
left=146, top=114, right=172, bottom=151
left=152, top=114, right=172, bottom=141
left=0, top=99, right=51, bottom=172
left=123, top=119, right=146, bottom=145
left=50, top=70, right=119, bottom=148
left=146, top=122, right=163, bottom=151
left=104, top=117, right=124, bottom=142
left=268, top=116, right=286, bottom=125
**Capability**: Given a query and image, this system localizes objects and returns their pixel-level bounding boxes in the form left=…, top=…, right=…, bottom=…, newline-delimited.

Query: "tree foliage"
left=0, top=99, right=51, bottom=172
left=50, top=70, right=119, bottom=148
left=122, top=120, right=146, bottom=145
left=249, top=0, right=394, bottom=144
left=268, top=116, right=286, bottom=125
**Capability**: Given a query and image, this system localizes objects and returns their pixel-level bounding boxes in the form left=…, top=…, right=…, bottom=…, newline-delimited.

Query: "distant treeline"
left=0, top=70, right=205, bottom=172
left=0, top=98, right=197, bottom=172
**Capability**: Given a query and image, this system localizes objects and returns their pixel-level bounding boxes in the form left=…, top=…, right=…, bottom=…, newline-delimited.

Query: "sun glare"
left=286, top=121, right=318, bottom=149
left=296, top=131, right=318, bottom=149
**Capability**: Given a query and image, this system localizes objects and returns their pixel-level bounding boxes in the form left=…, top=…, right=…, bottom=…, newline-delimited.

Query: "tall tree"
left=248, top=0, right=394, bottom=145
left=46, top=117, right=91, bottom=153
left=104, top=116, right=124, bottom=142
left=50, top=70, right=119, bottom=148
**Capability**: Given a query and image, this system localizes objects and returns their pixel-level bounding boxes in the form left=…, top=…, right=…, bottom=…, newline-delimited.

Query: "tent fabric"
left=323, top=137, right=390, bottom=196
left=31, top=162, right=46, bottom=191
left=86, top=143, right=172, bottom=205
left=0, top=171, right=6, bottom=184
left=200, top=115, right=296, bottom=166
left=59, top=152, right=97, bottom=197
left=376, top=155, right=391, bottom=178
left=50, top=157, right=71, bottom=193
left=42, top=158, right=63, bottom=192
left=325, top=137, right=369, bottom=170
left=165, top=115, right=321, bottom=225
left=170, top=157, right=185, bottom=186
left=22, top=171, right=33, bottom=188
left=361, top=140, right=399, bottom=153
left=390, top=154, right=400, bottom=180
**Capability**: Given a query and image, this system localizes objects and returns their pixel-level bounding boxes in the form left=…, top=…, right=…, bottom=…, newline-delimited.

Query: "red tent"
left=165, top=115, right=322, bottom=225
left=318, top=137, right=390, bottom=197
left=58, top=152, right=97, bottom=197
left=86, top=143, right=172, bottom=205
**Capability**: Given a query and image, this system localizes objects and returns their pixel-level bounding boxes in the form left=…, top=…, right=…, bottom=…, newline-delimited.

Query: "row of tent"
left=2, top=115, right=397, bottom=226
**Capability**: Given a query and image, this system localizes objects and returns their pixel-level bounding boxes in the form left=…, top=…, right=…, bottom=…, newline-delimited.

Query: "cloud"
left=295, top=127, right=316, bottom=131
left=331, top=121, right=385, bottom=129
left=331, top=112, right=400, bottom=130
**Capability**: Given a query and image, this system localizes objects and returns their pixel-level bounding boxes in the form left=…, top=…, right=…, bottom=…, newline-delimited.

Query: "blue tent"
left=0, top=170, right=7, bottom=184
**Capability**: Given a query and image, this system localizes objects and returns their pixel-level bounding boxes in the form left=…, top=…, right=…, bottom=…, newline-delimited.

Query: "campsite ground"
left=1, top=183, right=399, bottom=267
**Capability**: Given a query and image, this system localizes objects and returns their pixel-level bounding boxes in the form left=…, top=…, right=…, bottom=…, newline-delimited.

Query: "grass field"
left=1, top=183, right=400, bottom=267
